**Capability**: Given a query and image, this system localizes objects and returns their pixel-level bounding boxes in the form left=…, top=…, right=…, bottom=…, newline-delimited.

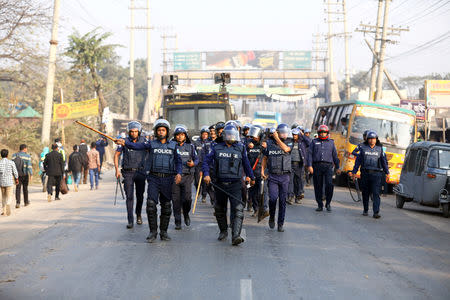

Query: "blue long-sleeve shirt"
left=352, top=144, right=389, bottom=175
left=307, top=138, right=340, bottom=168
left=124, top=139, right=183, bottom=175
left=202, top=142, right=255, bottom=180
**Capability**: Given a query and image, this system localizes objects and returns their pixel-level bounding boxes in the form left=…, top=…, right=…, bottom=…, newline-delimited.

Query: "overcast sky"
left=57, top=0, right=450, bottom=79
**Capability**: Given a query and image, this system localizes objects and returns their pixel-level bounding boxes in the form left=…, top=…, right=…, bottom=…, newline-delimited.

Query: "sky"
left=56, top=0, right=450, bottom=80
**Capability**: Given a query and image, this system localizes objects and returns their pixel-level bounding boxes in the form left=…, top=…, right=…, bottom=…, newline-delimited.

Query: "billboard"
left=205, top=51, right=279, bottom=70
left=53, top=98, right=98, bottom=121
left=400, top=99, right=425, bottom=120
left=425, top=80, right=450, bottom=107
left=283, top=51, right=312, bottom=70
left=173, top=52, right=202, bottom=71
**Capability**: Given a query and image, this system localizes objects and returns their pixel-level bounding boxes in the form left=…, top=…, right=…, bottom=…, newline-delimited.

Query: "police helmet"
left=174, top=124, right=188, bottom=136
left=200, top=126, right=210, bottom=134
left=291, top=123, right=299, bottom=130
left=317, top=124, right=329, bottom=140
left=297, top=125, right=304, bottom=132
left=153, top=119, right=170, bottom=131
left=292, top=128, right=301, bottom=135
left=215, top=122, right=225, bottom=131
left=223, top=124, right=240, bottom=143
left=363, top=130, right=370, bottom=140
left=277, top=123, right=290, bottom=134
left=243, top=123, right=252, bottom=131
left=225, top=120, right=238, bottom=129
left=304, top=128, right=311, bottom=134
left=248, top=125, right=264, bottom=139
left=234, top=120, right=242, bottom=129
left=366, top=131, right=378, bottom=139
left=127, top=121, right=142, bottom=133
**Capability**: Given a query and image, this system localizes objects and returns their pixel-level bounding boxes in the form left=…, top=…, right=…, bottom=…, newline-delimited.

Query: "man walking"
left=95, top=136, right=108, bottom=178
left=79, top=139, right=89, bottom=184
left=87, top=142, right=101, bottom=190
left=44, top=144, right=65, bottom=202
left=12, top=144, right=33, bottom=207
left=0, top=149, right=18, bottom=216
left=68, top=145, right=84, bottom=192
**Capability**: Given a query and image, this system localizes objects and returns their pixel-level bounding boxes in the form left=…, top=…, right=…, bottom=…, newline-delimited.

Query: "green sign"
left=173, top=52, right=202, bottom=70
left=283, top=51, right=312, bottom=70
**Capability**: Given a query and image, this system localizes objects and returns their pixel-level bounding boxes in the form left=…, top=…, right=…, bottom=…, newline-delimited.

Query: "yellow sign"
left=53, top=98, right=99, bottom=121
left=425, top=80, right=450, bottom=107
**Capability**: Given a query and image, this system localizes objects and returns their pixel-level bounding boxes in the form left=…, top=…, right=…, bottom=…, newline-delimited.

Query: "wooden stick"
left=192, top=174, right=203, bottom=214
left=75, top=120, right=116, bottom=142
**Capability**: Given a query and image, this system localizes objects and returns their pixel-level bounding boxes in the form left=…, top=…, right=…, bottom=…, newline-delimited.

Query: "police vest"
left=267, top=140, right=291, bottom=174
left=214, top=143, right=244, bottom=180
left=247, top=144, right=263, bottom=177
left=122, top=136, right=147, bottom=170
left=177, top=142, right=196, bottom=175
left=291, top=142, right=302, bottom=163
left=149, top=140, right=177, bottom=174
left=360, top=144, right=383, bottom=171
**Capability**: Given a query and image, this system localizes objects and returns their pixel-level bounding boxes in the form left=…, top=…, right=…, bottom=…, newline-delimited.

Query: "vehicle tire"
left=396, top=194, right=405, bottom=209
left=442, top=203, right=449, bottom=218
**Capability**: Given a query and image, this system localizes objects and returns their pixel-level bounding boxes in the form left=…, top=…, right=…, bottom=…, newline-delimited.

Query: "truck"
left=252, top=111, right=282, bottom=128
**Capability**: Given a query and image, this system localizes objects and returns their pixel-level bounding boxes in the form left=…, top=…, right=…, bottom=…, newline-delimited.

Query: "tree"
left=64, top=28, right=121, bottom=125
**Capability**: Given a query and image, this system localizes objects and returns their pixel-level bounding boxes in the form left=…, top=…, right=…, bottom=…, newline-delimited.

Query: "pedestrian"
left=351, top=131, right=389, bottom=219
left=12, top=144, right=33, bottom=208
left=87, top=142, right=100, bottom=190
left=261, top=123, right=293, bottom=232
left=54, top=138, right=66, bottom=165
left=203, top=124, right=255, bottom=246
left=290, top=129, right=307, bottom=204
left=114, top=121, right=147, bottom=229
left=0, top=149, right=18, bottom=216
left=172, top=125, right=198, bottom=230
left=116, top=119, right=182, bottom=242
left=44, top=144, right=65, bottom=202
left=68, top=145, right=84, bottom=192
left=95, top=136, right=108, bottom=178
left=39, top=147, right=49, bottom=192
left=79, top=139, right=90, bottom=184
left=246, top=125, right=269, bottom=218
left=306, top=125, right=341, bottom=212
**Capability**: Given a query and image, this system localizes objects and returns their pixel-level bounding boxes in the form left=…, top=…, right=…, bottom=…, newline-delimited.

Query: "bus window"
left=340, top=105, right=353, bottom=136
left=199, top=108, right=226, bottom=127
left=334, top=106, right=344, bottom=131
left=327, top=106, right=338, bottom=131
left=312, top=108, right=321, bottom=130
left=167, top=109, right=196, bottom=129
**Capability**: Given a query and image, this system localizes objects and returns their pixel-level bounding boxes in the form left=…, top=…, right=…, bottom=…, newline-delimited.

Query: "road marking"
left=240, top=279, right=252, bottom=300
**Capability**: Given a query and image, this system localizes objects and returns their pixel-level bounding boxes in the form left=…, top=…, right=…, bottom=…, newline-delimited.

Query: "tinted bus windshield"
left=351, top=106, right=415, bottom=149
left=199, top=108, right=226, bottom=126
left=167, top=109, right=196, bottom=129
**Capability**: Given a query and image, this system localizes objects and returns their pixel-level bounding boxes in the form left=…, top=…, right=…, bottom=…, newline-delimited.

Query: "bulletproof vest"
left=177, top=142, right=195, bottom=174
left=214, top=143, right=244, bottom=180
left=149, top=140, right=177, bottom=174
left=360, top=144, right=382, bottom=171
left=247, top=143, right=263, bottom=177
left=291, top=142, right=302, bottom=162
left=122, top=136, right=147, bottom=169
left=267, top=140, right=291, bottom=174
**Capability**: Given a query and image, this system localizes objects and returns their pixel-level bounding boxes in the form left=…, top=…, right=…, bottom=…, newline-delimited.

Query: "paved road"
left=0, top=171, right=449, bottom=299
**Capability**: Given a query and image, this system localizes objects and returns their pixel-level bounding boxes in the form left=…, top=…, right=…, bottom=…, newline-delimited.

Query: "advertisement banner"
left=205, top=51, right=279, bottom=70
left=400, top=100, right=425, bottom=120
left=173, top=52, right=202, bottom=70
left=283, top=51, right=312, bottom=69
left=425, top=80, right=450, bottom=107
left=53, top=98, right=99, bottom=121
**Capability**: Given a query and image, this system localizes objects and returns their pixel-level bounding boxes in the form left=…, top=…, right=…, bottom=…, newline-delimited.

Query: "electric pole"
left=146, top=0, right=153, bottom=120
left=369, top=0, right=383, bottom=101
left=41, top=0, right=60, bottom=144
left=161, top=33, right=177, bottom=74
left=342, top=0, right=351, bottom=100
left=129, top=0, right=135, bottom=120
left=374, top=0, right=391, bottom=101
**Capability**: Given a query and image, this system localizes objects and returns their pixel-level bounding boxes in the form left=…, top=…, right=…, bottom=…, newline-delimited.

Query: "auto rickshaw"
left=394, top=141, right=450, bottom=217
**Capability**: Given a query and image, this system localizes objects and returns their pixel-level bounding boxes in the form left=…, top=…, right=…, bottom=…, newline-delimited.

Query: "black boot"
left=136, top=215, right=143, bottom=225
left=159, top=202, right=172, bottom=241
left=215, top=205, right=228, bottom=241
left=269, top=216, right=275, bottom=229
left=146, top=201, right=158, bottom=243
left=175, top=220, right=182, bottom=230
left=184, top=201, right=191, bottom=226
left=231, top=204, right=244, bottom=246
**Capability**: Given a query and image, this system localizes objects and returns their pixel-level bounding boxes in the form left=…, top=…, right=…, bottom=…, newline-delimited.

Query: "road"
left=0, top=171, right=449, bottom=300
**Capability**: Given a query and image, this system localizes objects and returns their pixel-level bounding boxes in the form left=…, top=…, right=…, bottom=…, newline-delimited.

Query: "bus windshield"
left=199, top=108, right=226, bottom=126
left=351, top=107, right=415, bottom=149
left=167, top=109, right=196, bottom=129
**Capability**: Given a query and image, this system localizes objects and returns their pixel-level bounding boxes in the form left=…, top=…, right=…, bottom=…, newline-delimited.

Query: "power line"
left=403, top=1, right=450, bottom=25
left=397, top=0, right=449, bottom=24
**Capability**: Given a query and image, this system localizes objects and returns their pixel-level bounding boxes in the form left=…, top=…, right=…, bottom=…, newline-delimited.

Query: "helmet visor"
left=223, top=129, right=240, bottom=143
left=248, top=126, right=262, bottom=138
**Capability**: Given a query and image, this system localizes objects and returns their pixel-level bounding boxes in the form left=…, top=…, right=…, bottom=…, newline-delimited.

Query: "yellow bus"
left=312, top=100, right=417, bottom=186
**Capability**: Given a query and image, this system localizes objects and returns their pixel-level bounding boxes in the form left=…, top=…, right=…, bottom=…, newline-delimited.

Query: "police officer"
left=303, top=128, right=313, bottom=186
left=203, top=124, right=255, bottom=246
left=351, top=131, right=389, bottom=218
left=261, top=123, right=293, bottom=232
left=194, top=126, right=213, bottom=204
left=306, top=125, right=341, bottom=212
left=290, top=128, right=307, bottom=203
left=116, top=119, right=182, bottom=242
left=246, top=125, right=269, bottom=217
left=351, top=130, right=370, bottom=157
left=172, top=125, right=198, bottom=230
left=114, top=121, right=147, bottom=229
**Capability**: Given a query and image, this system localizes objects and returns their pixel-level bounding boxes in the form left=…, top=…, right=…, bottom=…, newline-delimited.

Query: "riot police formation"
left=261, top=123, right=293, bottom=232
left=172, top=125, right=198, bottom=230
left=351, top=131, right=389, bottom=218
left=117, top=119, right=182, bottom=242
left=114, top=121, right=147, bottom=229
left=306, top=125, right=341, bottom=212
left=203, top=124, right=255, bottom=246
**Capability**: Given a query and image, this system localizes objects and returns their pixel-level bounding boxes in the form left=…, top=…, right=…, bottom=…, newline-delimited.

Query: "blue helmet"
left=174, top=125, right=188, bottom=136
left=153, top=119, right=170, bottom=131
left=223, top=124, right=240, bottom=143
left=304, top=128, right=311, bottom=133
left=363, top=130, right=370, bottom=140
left=225, top=120, right=238, bottom=129
left=127, top=121, right=142, bottom=134
left=243, top=123, right=251, bottom=131
left=292, top=128, right=301, bottom=135
left=276, top=123, right=290, bottom=134
left=200, top=126, right=210, bottom=134
left=297, top=125, right=304, bottom=132
left=215, top=121, right=225, bottom=131
left=366, top=131, right=378, bottom=139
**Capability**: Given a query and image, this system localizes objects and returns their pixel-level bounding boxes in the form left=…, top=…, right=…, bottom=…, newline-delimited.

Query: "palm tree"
left=65, top=28, right=121, bottom=125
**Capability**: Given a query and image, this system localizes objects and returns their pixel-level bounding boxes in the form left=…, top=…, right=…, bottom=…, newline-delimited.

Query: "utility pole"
left=161, top=33, right=177, bottom=74
left=374, top=0, right=391, bottom=101
left=146, top=0, right=153, bottom=120
left=41, top=0, right=60, bottom=144
left=342, top=0, right=351, bottom=100
left=59, top=88, right=65, bottom=146
left=369, top=0, right=384, bottom=101
left=312, top=33, right=327, bottom=92
left=128, top=0, right=135, bottom=120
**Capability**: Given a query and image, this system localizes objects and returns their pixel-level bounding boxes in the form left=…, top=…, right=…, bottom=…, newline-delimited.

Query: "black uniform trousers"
left=16, top=175, right=29, bottom=205
left=312, top=162, right=334, bottom=208
left=172, top=173, right=194, bottom=223
left=215, top=180, right=243, bottom=224
left=122, top=170, right=146, bottom=224
left=360, top=171, right=383, bottom=214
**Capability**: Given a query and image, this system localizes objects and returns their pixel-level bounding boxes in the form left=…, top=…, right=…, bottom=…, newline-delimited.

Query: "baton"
left=210, top=181, right=242, bottom=202
left=75, top=121, right=116, bottom=142
left=192, top=174, right=202, bottom=214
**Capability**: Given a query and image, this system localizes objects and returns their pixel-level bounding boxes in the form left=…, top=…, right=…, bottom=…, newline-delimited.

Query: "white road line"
left=240, top=279, right=253, bottom=300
